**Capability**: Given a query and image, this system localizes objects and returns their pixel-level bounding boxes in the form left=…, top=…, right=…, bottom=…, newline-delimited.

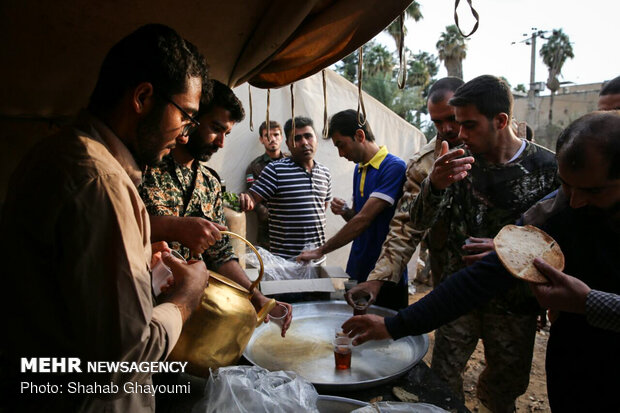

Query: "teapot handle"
left=220, top=230, right=264, bottom=295
left=255, top=298, right=277, bottom=327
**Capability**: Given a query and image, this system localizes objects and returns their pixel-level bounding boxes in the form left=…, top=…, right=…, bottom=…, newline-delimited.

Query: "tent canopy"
left=213, top=69, right=426, bottom=267
left=0, top=0, right=411, bottom=117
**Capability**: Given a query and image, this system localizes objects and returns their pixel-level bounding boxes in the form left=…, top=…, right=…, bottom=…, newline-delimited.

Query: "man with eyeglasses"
left=1, top=25, right=211, bottom=413
left=140, top=80, right=293, bottom=336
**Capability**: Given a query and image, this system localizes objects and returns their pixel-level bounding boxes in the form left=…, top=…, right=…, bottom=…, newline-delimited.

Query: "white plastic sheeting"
left=208, top=69, right=426, bottom=268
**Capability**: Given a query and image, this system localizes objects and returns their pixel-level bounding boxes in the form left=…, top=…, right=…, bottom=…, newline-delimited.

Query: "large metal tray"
left=243, top=301, right=428, bottom=391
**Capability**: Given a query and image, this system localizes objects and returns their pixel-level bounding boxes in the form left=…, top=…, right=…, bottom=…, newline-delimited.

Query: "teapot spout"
left=256, top=299, right=277, bottom=326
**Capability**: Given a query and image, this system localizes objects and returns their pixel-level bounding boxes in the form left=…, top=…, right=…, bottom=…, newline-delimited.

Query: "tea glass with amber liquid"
left=333, top=334, right=352, bottom=370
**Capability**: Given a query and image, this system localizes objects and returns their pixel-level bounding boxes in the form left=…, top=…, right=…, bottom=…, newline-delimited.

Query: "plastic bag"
left=351, top=401, right=449, bottom=413
left=192, top=365, right=319, bottom=413
left=244, top=246, right=320, bottom=280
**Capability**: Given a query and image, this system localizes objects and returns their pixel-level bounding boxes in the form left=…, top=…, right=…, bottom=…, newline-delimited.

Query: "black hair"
left=556, top=111, right=620, bottom=179
left=600, top=76, right=620, bottom=96
left=284, top=116, right=315, bottom=140
left=259, top=120, right=283, bottom=138
left=327, top=109, right=375, bottom=142
left=199, top=80, right=244, bottom=122
left=449, top=75, right=513, bottom=119
left=428, top=77, right=465, bottom=104
left=88, top=24, right=208, bottom=113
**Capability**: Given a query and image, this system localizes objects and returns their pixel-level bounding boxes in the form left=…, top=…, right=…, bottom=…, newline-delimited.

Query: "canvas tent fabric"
left=0, top=0, right=411, bottom=117
left=208, top=69, right=426, bottom=268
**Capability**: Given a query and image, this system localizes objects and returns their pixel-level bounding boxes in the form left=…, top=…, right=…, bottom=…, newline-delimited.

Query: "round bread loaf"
left=493, top=224, right=564, bottom=284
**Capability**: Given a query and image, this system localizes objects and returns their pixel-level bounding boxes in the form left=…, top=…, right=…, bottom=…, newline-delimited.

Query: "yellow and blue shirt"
left=347, top=146, right=408, bottom=286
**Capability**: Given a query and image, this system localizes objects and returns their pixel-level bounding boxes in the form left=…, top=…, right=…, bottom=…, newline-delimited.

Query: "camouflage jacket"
left=245, top=152, right=287, bottom=223
left=139, top=154, right=234, bottom=269
left=368, top=137, right=441, bottom=283
left=410, top=141, right=559, bottom=314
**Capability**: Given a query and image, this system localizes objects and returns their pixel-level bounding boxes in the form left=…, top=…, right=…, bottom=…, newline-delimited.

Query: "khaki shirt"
left=368, top=137, right=441, bottom=283
left=2, top=112, right=182, bottom=413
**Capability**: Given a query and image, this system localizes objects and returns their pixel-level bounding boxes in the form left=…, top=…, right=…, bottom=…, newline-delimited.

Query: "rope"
left=248, top=84, right=254, bottom=131
left=265, top=89, right=270, bottom=143
left=290, top=84, right=296, bottom=147
left=454, top=0, right=480, bottom=38
left=397, top=12, right=407, bottom=89
left=322, top=70, right=329, bottom=139
left=357, top=47, right=367, bottom=126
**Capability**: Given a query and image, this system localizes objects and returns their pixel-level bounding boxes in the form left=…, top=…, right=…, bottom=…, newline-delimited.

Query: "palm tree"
left=539, top=29, right=574, bottom=124
left=335, top=41, right=395, bottom=82
left=364, top=43, right=395, bottom=77
left=384, top=2, right=423, bottom=47
left=436, top=25, right=467, bottom=79
left=407, top=50, right=438, bottom=89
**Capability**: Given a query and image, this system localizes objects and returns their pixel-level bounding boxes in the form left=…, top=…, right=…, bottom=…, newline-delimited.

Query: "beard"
left=185, top=136, right=219, bottom=162
left=134, top=103, right=167, bottom=168
left=439, top=131, right=461, bottom=147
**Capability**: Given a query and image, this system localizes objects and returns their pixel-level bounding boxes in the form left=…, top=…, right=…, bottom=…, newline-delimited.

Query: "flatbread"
left=494, top=225, right=564, bottom=284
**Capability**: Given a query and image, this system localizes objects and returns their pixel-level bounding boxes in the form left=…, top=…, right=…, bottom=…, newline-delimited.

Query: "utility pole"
left=512, top=28, right=547, bottom=131
left=528, top=30, right=538, bottom=103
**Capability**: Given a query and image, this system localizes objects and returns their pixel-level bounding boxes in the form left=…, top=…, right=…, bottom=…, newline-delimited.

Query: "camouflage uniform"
left=245, top=152, right=287, bottom=250
left=410, top=141, right=558, bottom=413
left=140, top=154, right=235, bottom=268
left=367, top=137, right=441, bottom=283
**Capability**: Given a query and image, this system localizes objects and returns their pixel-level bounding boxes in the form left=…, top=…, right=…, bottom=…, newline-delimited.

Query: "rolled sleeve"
left=152, top=303, right=184, bottom=356
left=368, top=154, right=432, bottom=283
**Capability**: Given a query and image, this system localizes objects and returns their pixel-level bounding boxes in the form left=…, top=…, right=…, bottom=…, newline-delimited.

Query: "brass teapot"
left=168, top=231, right=276, bottom=376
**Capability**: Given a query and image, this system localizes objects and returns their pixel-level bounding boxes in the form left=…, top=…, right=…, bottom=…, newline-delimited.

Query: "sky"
left=373, top=0, right=619, bottom=92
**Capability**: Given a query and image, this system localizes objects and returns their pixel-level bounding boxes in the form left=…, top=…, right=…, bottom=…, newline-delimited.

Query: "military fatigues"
left=245, top=153, right=287, bottom=250
left=410, top=141, right=558, bottom=413
left=367, top=138, right=441, bottom=283
left=140, top=154, right=235, bottom=268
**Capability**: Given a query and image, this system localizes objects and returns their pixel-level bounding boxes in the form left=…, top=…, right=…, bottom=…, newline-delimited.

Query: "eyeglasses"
left=157, top=91, right=200, bottom=137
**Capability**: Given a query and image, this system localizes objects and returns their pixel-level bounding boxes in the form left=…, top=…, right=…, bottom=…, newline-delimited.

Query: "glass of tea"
left=351, top=291, right=374, bottom=315
left=333, top=336, right=352, bottom=370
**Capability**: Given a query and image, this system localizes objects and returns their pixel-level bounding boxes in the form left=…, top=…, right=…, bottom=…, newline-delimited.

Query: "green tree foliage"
left=513, top=84, right=527, bottom=94
left=333, top=4, right=439, bottom=138
left=384, top=1, right=423, bottom=47
left=539, top=29, right=574, bottom=124
left=335, top=41, right=395, bottom=83
left=436, top=25, right=467, bottom=79
left=334, top=43, right=436, bottom=135
left=407, top=51, right=439, bottom=90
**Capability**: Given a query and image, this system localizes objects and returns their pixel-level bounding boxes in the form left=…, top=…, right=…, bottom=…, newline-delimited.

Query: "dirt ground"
left=410, top=281, right=551, bottom=413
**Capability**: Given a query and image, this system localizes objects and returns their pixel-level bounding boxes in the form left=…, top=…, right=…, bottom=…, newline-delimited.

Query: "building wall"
left=513, top=83, right=602, bottom=150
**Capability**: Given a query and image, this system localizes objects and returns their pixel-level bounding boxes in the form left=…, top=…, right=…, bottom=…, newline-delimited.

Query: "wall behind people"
left=208, top=69, right=426, bottom=269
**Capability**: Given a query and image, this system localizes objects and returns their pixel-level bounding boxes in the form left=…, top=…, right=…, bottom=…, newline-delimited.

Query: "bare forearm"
left=255, top=203, right=269, bottom=222
left=149, top=215, right=183, bottom=242
left=216, top=259, right=252, bottom=290
left=216, top=260, right=272, bottom=310
left=341, top=207, right=356, bottom=222
left=321, top=214, right=372, bottom=255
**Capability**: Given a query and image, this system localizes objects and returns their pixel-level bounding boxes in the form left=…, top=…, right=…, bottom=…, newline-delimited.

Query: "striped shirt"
left=249, top=157, right=332, bottom=259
